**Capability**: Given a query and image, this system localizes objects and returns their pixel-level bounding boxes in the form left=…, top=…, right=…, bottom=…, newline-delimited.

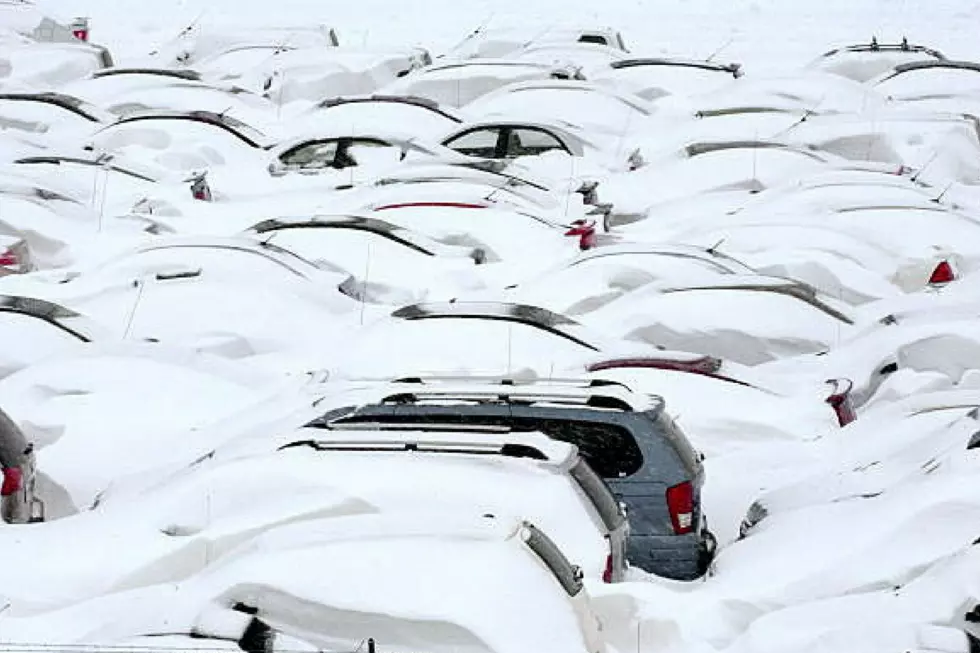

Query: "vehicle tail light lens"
left=1, top=467, right=23, bottom=496
left=565, top=220, right=597, bottom=251
left=602, top=553, right=613, bottom=583
left=666, top=481, right=694, bottom=535
left=190, top=173, right=212, bottom=202
left=928, top=260, right=955, bottom=286
left=70, top=17, right=90, bottom=42
left=826, top=378, right=857, bottom=427
left=0, top=249, right=19, bottom=267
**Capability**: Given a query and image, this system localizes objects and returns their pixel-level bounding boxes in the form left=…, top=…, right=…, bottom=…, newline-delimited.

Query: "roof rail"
left=278, top=438, right=550, bottom=460
left=391, top=374, right=634, bottom=393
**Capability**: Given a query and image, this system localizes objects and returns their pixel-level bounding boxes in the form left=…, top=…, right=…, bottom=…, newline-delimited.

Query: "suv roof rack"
left=278, top=438, right=551, bottom=461
left=392, top=374, right=634, bottom=393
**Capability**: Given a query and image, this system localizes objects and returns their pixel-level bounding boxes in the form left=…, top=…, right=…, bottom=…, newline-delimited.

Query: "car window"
left=346, top=141, right=403, bottom=169
left=521, top=522, right=583, bottom=596
left=506, top=128, right=567, bottom=157
left=578, top=34, right=610, bottom=46
left=519, top=418, right=643, bottom=478
left=444, top=128, right=500, bottom=158
left=280, top=140, right=339, bottom=168
left=569, top=458, right=625, bottom=530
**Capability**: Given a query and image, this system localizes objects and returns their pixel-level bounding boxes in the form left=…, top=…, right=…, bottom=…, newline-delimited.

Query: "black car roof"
left=107, top=110, right=274, bottom=149
left=0, top=92, right=104, bottom=122
left=610, top=58, right=742, bottom=75
left=92, top=67, right=203, bottom=81
left=315, top=94, right=463, bottom=122
left=0, top=295, right=93, bottom=342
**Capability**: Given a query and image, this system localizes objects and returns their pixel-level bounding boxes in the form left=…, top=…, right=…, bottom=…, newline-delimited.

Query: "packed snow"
left=1, top=1, right=979, bottom=652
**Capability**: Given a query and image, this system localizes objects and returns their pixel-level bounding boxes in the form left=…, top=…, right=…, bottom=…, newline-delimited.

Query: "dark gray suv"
left=309, top=377, right=715, bottom=580
left=1, top=407, right=42, bottom=524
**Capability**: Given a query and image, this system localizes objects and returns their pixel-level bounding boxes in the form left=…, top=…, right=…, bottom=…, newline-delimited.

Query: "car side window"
left=506, top=128, right=568, bottom=157
left=515, top=417, right=644, bottom=479
left=578, top=34, right=610, bottom=46
left=280, top=140, right=340, bottom=168
left=444, top=128, right=501, bottom=158
left=521, top=522, right=584, bottom=597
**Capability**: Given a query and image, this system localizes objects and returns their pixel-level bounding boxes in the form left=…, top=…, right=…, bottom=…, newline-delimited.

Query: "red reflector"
left=0, top=250, right=18, bottom=267
left=825, top=378, right=857, bottom=427
left=602, top=553, right=613, bottom=583
left=1, top=467, right=23, bottom=496
left=564, top=220, right=597, bottom=251
left=928, top=260, right=955, bottom=285
left=374, top=201, right=488, bottom=211
left=666, top=481, right=694, bottom=535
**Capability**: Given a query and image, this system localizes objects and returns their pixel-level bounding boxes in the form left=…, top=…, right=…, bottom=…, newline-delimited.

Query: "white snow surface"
left=1, top=1, right=980, bottom=653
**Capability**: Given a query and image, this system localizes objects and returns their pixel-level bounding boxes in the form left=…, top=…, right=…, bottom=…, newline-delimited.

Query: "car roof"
left=817, top=39, right=946, bottom=61
left=0, top=91, right=108, bottom=122
left=105, top=110, right=274, bottom=149
left=883, top=59, right=980, bottom=77
left=13, top=154, right=162, bottom=182
left=281, top=427, right=577, bottom=464
left=0, top=295, right=99, bottom=342
left=610, top=57, right=742, bottom=75
left=339, top=376, right=662, bottom=413
left=91, top=67, right=203, bottom=81
left=315, top=94, right=463, bottom=122
left=393, top=300, right=577, bottom=327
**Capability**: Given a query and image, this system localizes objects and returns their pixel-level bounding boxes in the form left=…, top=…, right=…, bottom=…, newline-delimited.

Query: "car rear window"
left=521, top=522, right=583, bottom=597
left=323, top=410, right=645, bottom=478
left=569, top=458, right=625, bottom=531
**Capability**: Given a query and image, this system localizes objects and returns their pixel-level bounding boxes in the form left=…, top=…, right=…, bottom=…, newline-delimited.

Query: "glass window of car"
left=506, top=128, right=568, bottom=157
left=518, top=418, right=643, bottom=478
left=444, top=128, right=501, bottom=158
left=280, top=140, right=340, bottom=167
left=521, top=522, right=583, bottom=596
left=345, top=140, right=404, bottom=169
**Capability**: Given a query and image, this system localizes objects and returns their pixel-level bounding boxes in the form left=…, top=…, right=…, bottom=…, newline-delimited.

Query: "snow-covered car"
left=0, top=233, right=33, bottom=276
left=808, top=37, right=946, bottom=82
left=272, top=427, right=629, bottom=581
left=446, top=25, right=628, bottom=59
left=0, top=91, right=111, bottom=139
left=380, top=59, right=587, bottom=108
left=0, top=405, right=41, bottom=524
left=462, top=79, right=655, bottom=141
left=314, top=375, right=713, bottom=579
left=266, top=131, right=467, bottom=177
left=291, top=93, right=463, bottom=137
left=588, top=57, right=743, bottom=101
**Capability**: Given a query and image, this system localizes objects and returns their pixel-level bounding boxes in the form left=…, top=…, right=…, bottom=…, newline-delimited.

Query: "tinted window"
left=522, top=523, right=583, bottom=596
left=280, top=141, right=339, bottom=167
left=578, top=34, right=610, bottom=46
left=445, top=129, right=500, bottom=157
left=507, top=128, right=567, bottom=157
left=522, top=418, right=643, bottom=478
left=569, top=458, right=625, bottom=531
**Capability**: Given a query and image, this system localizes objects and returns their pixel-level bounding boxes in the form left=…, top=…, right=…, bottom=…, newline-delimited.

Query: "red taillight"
left=564, top=220, right=597, bottom=251
left=928, top=260, right=955, bottom=286
left=189, top=172, right=212, bottom=202
left=70, top=18, right=90, bottom=42
left=0, top=249, right=19, bottom=267
left=373, top=201, right=488, bottom=211
left=602, top=553, right=613, bottom=583
left=666, top=481, right=694, bottom=535
left=1, top=467, right=23, bottom=496
left=826, top=378, right=857, bottom=427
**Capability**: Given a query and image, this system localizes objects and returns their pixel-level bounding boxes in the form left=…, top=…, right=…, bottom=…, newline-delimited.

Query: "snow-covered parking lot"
left=2, top=0, right=980, bottom=652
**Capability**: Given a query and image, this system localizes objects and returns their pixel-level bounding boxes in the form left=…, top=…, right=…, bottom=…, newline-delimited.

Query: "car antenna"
left=932, top=181, right=954, bottom=204
left=705, top=36, right=735, bottom=63
left=910, top=149, right=942, bottom=183
left=706, top=238, right=726, bottom=255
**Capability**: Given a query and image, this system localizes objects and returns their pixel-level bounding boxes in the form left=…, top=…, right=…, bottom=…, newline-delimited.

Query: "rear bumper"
left=627, top=528, right=715, bottom=580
